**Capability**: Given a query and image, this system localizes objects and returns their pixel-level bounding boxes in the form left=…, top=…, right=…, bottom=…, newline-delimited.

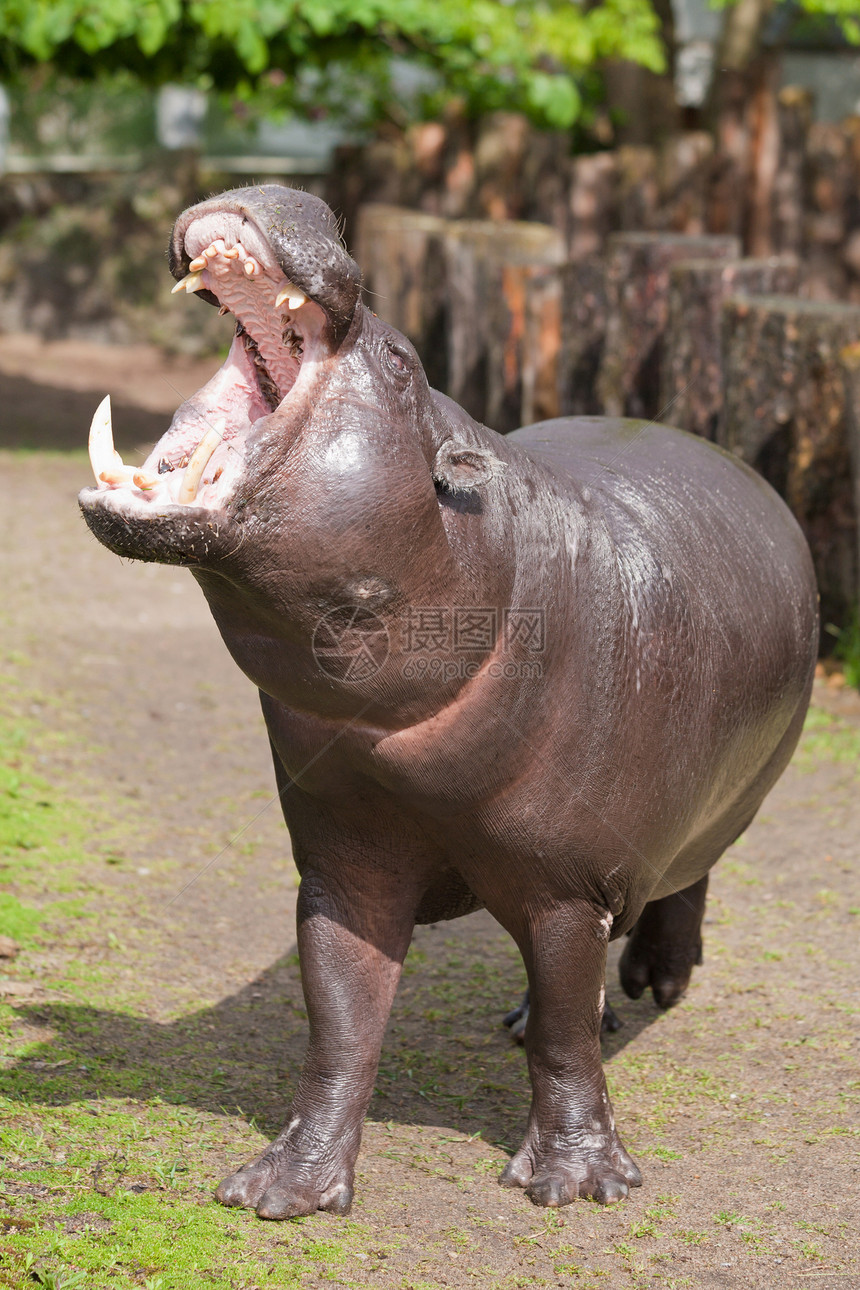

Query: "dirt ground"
left=1, top=335, right=859, bottom=1289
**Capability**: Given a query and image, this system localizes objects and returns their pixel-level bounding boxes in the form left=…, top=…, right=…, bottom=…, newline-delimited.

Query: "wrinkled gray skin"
left=79, top=186, right=819, bottom=1218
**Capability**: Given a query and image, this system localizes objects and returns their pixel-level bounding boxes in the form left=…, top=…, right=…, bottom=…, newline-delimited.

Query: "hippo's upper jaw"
left=79, top=186, right=361, bottom=565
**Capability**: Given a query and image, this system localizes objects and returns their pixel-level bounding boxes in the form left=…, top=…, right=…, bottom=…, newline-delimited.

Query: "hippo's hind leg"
left=504, top=990, right=622, bottom=1044
left=499, top=899, right=641, bottom=1207
left=619, top=874, right=709, bottom=1009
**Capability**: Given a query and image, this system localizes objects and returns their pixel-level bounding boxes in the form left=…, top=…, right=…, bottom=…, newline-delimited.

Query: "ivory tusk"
left=88, top=395, right=122, bottom=484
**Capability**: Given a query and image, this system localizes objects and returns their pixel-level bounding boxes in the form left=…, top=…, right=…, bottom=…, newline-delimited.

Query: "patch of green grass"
left=0, top=890, right=44, bottom=944
left=795, top=707, right=860, bottom=769
left=828, top=606, right=860, bottom=691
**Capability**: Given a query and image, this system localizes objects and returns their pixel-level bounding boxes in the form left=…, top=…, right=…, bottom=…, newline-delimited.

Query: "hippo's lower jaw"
left=78, top=203, right=335, bottom=561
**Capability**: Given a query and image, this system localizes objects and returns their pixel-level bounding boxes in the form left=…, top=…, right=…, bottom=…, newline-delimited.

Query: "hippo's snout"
left=169, top=185, right=361, bottom=339
left=80, top=185, right=363, bottom=565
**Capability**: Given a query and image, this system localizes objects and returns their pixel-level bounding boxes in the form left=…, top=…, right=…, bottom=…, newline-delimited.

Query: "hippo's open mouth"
left=83, top=206, right=332, bottom=516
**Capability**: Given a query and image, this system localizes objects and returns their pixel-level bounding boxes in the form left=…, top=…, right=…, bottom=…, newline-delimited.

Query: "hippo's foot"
left=215, top=1141, right=354, bottom=1220
left=499, top=1127, right=642, bottom=1207
left=503, top=990, right=622, bottom=1044
left=619, top=933, right=701, bottom=1009
left=619, top=876, right=709, bottom=1009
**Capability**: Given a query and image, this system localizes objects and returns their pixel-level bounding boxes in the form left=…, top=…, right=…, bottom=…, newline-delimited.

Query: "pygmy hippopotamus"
left=79, top=186, right=819, bottom=1218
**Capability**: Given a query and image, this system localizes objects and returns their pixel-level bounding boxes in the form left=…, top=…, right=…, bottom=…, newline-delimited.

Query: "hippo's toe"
left=217, top=1144, right=355, bottom=1221
left=215, top=1155, right=275, bottom=1209
left=500, top=1133, right=641, bottom=1209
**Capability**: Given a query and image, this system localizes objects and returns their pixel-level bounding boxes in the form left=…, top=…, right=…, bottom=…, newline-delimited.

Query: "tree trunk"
left=721, top=295, right=860, bottom=625
left=805, top=122, right=851, bottom=300
left=597, top=232, right=739, bottom=419
left=772, top=86, right=814, bottom=255
left=706, top=0, right=776, bottom=245
left=662, top=254, right=799, bottom=439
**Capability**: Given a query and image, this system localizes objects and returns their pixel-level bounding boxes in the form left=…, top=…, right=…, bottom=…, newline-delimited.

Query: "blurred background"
left=1, top=0, right=859, bottom=665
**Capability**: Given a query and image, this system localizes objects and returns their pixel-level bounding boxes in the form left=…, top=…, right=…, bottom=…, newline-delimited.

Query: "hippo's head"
left=79, top=185, right=505, bottom=579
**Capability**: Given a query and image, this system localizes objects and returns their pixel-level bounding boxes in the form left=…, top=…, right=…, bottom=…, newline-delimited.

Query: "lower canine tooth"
left=178, top=426, right=223, bottom=504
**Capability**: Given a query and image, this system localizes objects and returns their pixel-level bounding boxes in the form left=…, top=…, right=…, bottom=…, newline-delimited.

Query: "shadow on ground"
left=0, top=370, right=164, bottom=453
left=4, top=938, right=661, bottom=1151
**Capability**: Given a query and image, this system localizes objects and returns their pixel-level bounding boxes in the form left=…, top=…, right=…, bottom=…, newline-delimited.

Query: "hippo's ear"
left=432, top=441, right=507, bottom=495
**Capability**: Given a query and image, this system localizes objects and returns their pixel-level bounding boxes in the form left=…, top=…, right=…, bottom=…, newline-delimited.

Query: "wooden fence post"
left=557, top=259, right=609, bottom=416
left=356, top=204, right=449, bottom=391
left=443, top=220, right=565, bottom=429
left=662, top=254, right=799, bottom=439
left=721, top=295, right=860, bottom=624
left=597, top=232, right=739, bottom=419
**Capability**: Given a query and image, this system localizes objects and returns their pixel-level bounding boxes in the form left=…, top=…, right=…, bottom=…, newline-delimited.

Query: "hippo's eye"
left=384, top=342, right=411, bottom=375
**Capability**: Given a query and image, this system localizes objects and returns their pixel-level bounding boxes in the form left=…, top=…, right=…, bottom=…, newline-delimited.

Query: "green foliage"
left=0, top=0, right=665, bottom=129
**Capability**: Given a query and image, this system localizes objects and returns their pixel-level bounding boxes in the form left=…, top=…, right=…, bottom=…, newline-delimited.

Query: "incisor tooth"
left=133, top=471, right=159, bottom=490
left=223, top=246, right=239, bottom=258
left=88, top=394, right=120, bottom=484
left=171, top=271, right=205, bottom=295
left=244, top=259, right=258, bottom=278
left=178, top=426, right=223, bottom=505
left=275, top=285, right=307, bottom=310
left=188, top=255, right=207, bottom=272
left=99, top=466, right=137, bottom=485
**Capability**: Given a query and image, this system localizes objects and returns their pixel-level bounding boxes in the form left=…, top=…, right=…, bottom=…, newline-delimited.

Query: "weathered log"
left=597, top=232, right=739, bottom=419
left=567, top=153, right=618, bottom=260
left=615, top=146, right=660, bottom=232
left=444, top=220, right=565, bottom=429
left=805, top=122, right=851, bottom=299
left=655, top=132, right=714, bottom=235
left=557, top=258, right=609, bottom=416
left=662, top=254, right=799, bottom=440
left=721, top=295, right=860, bottom=624
left=356, top=204, right=449, bottom=391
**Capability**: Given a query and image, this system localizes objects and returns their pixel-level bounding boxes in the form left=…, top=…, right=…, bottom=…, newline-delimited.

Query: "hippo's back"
left=512, top=415, right=816, bottom=612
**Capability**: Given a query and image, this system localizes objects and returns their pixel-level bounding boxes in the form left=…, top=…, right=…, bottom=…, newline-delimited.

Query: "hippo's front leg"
left=216, top=862, right=415, bottom=1219
left=501, top=899, right=641, bottom=1207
